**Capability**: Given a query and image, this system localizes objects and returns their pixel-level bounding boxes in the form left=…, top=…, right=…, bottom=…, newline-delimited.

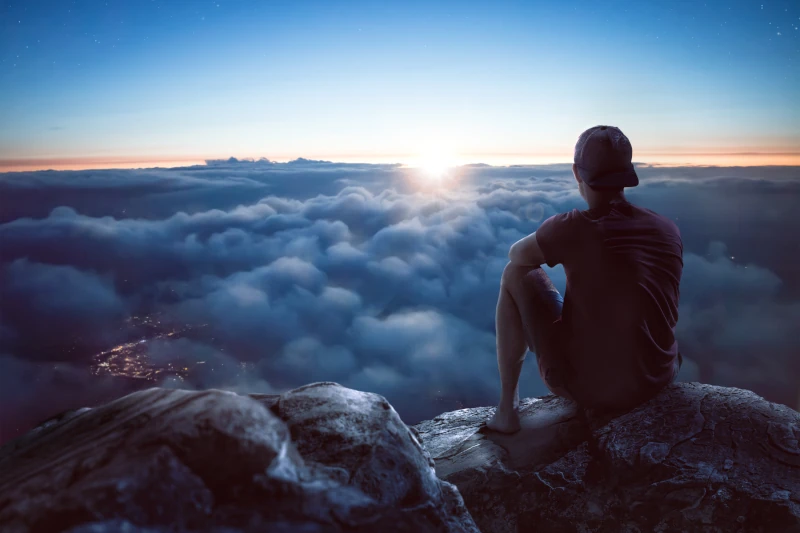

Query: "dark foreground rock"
left=0, top=383, right=479, bottom=533
left=413, top=382, right=800, bottom=533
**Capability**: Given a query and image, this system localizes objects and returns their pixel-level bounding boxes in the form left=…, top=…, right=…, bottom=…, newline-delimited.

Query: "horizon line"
left=2, top=151, right=800, bottom=172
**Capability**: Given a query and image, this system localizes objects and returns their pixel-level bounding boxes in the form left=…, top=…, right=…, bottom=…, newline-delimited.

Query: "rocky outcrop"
left=413, top=382, right=800, bottom=533
left=4, top=381, right=798, bottom=533
left=0, top=383, right=479, bottom=533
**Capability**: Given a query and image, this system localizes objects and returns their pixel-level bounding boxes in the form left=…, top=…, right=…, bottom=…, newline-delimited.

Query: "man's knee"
left=502, top=262, right=541, bottom=287
left=501, top=262, right=553, bottom=294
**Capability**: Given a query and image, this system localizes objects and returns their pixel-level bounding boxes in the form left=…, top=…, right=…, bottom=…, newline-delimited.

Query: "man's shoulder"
left=544, top=207, right=585, bottom=225
left=539, top=208, right=571, bottom=227
left=631, top=204, right=681, bottom=235
left=538, top=208, right=588, bottom=238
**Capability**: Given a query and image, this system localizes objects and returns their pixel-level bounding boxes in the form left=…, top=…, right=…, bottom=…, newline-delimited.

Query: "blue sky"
left=1, top=0, right=799, bottom=169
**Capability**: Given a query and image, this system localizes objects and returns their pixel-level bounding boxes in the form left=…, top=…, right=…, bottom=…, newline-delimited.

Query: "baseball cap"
left=573, top=125, right=639, bottom=189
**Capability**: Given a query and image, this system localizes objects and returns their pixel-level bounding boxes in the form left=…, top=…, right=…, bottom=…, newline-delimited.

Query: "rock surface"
left=413, top=382, right=800, bottom=533
left=0, top=383, right=479, bottom=533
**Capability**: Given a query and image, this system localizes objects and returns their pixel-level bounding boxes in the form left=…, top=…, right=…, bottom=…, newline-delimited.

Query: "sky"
left=1, top=0, right=799, bottom=170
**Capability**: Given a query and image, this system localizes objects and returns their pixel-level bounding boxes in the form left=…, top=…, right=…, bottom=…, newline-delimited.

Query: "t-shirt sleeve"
left=535, top=209, right=582, bottom=267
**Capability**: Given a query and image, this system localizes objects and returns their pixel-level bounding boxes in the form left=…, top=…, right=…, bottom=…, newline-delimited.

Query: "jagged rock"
left=0, top=383, right=479, bottom=533
left=412, top=382, right=800, bottom=533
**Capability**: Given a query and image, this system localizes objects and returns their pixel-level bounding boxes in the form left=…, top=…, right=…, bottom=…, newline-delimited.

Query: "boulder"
left=413, top=382, right=800, bottom=533
left=0, top=383, right=479, bottom=533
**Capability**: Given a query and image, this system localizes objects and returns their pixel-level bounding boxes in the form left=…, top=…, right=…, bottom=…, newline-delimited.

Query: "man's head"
left=572, top=125, right=638, bottom=202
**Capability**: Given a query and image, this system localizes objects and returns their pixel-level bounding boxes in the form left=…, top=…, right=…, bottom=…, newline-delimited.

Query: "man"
left=487, top=125, right=683, bottom=434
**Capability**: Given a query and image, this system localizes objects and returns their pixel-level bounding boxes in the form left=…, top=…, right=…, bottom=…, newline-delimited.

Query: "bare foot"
left=486, top=406, right=521, bottom=434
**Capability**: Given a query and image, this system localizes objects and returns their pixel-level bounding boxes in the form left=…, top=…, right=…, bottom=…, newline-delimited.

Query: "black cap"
left=573, top=125, right=639, bottom=189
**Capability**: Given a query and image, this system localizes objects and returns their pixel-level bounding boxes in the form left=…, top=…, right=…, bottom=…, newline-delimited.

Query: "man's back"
left=536, top=199, right=683, bottom=410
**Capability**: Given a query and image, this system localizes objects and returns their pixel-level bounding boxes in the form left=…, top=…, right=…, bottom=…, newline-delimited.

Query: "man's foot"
left=486, top=406, right=521, bottom=434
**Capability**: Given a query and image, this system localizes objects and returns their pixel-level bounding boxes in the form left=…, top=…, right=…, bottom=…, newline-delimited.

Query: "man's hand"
left=508, top=231, right=546, bottom=267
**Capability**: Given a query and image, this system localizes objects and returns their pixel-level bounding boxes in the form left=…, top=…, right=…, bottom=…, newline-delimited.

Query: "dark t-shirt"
left=535, top=200, right=683, bottom=409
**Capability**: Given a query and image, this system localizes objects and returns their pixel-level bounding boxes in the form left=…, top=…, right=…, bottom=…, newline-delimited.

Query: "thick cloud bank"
left=1, top=159, right=798, bottom=442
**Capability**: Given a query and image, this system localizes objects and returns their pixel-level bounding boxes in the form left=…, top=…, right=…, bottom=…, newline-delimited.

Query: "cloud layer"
left=1, top=160, right=799, bottom=443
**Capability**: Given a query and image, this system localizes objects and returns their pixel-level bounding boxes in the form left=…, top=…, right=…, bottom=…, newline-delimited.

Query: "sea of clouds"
left=1, top=159, right=798, bottom=443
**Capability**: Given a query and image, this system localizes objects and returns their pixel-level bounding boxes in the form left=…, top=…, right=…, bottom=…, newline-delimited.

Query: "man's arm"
left=508, top=232, right=547, bottom=266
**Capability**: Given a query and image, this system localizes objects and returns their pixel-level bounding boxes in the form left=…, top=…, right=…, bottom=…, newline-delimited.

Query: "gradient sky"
left=1, top=0, right=799, bottom=169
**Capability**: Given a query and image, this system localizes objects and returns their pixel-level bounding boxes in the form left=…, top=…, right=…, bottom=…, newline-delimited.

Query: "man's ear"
left=572, top=163, right=582, bottom=184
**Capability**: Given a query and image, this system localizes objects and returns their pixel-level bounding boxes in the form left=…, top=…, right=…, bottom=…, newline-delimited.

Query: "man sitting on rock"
left=487, top=125, right=684, bottom=433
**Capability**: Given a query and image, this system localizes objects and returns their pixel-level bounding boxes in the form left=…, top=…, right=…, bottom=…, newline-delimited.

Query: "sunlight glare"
left=414, top=153, right=458, bottom=183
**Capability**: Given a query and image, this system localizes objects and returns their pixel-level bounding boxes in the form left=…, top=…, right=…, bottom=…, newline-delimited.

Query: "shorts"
left=515, top=275, right=573, bottom=399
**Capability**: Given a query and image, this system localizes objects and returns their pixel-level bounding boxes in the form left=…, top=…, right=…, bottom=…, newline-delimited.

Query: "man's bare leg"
left=486, top=264, right=530, bottom=433
left=487, top=263, right=570, bottom=433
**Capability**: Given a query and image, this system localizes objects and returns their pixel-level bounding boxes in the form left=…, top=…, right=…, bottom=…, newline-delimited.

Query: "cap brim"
left=579, top=165, right=639, bottom=188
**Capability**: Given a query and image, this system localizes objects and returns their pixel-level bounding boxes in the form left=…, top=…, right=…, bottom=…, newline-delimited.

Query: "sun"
left=414, top=154, right=458, bottom=182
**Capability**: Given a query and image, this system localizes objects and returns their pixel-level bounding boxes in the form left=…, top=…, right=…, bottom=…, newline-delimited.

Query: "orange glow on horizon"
left=1, top=150, right=800, bottom=172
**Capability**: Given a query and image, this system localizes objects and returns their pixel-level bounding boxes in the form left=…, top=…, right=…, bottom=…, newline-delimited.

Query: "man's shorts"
left=520, top=285, right=573, bottom=399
